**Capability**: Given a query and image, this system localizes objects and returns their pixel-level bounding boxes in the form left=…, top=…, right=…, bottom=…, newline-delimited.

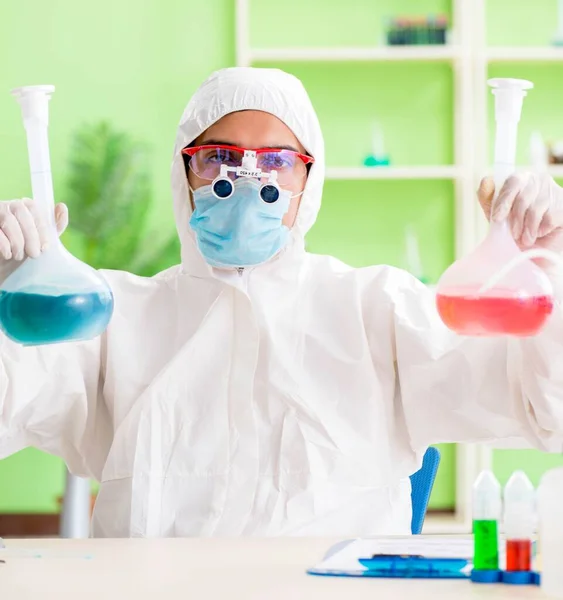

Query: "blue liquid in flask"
left=0, top=288, right=114, bottom=346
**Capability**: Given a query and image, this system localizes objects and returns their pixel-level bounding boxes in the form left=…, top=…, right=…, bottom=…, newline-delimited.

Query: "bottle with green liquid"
left=473, top=470, right=501, bottom=571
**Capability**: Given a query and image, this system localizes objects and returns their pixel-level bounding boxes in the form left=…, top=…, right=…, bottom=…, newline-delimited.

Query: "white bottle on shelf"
left=538, top=467, right=563, bottom=598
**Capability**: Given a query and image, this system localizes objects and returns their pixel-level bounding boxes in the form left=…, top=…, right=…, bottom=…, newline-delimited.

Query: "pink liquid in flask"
left=436, top=289, right=554, bottom=337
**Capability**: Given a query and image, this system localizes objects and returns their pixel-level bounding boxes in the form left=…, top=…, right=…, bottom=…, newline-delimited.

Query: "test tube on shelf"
left=554, top=0, right=563, bottom=45
left=436, top=15, right=448, bottom=45
left=395, top=18, right=407, bottom=45
left=416, top=17, right=429, bottom=45
left=385, top=18, right=399, bottom=46
left=408, top=18, right=416, bottom=45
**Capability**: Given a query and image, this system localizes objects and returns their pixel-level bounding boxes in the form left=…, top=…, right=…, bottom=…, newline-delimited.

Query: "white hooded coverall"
left=1, top=67, right=563, bottom=538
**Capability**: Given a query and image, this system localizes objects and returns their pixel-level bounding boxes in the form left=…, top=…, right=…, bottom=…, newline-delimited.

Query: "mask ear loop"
left=258, top=171, right=306, bottom=203
left=182, top=144, right=197, bottom=212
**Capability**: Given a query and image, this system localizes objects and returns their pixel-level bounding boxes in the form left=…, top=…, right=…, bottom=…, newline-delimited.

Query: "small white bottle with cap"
left=539, top=467, right=563, bottom=598
left=503, top=471, right=535, bottom=583
left=472, top=470, right=501, bottom=579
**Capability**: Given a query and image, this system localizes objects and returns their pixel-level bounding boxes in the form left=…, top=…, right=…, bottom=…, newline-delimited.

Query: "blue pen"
left=358, top=555, right=469, bottom=579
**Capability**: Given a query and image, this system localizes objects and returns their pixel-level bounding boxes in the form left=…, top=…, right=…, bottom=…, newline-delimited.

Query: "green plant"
left=63, top=121, right=180, bottom=276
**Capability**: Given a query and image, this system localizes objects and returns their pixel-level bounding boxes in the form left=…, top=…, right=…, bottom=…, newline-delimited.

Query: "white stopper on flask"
left=473, top=470, right=502, bottom=521
left=11, top=85, right=54, bottom=129
left=503, top=470, right=535, bottom=540
left=488, top=78, right=533, bottom=192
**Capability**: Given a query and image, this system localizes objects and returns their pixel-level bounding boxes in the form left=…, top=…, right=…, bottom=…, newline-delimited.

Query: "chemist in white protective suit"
left=2, top=67, right=563, bottom=538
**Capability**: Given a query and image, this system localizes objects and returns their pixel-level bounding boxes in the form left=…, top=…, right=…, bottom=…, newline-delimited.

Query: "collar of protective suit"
left=170, top=67, right=326, bottom=279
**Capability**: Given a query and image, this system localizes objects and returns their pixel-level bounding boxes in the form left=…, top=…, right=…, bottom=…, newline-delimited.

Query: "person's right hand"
left=0, top=199, right=68, bottom=261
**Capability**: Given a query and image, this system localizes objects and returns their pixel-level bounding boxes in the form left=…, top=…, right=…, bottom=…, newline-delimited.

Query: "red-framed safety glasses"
left=182, top=144, right=314, bottom=185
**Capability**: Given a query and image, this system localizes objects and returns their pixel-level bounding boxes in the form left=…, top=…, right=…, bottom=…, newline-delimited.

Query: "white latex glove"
left=0, top=198, right=68, bottom=261
left=478, top=172, right=563, bottom=252
left=478, top=173, right=563, bottom=294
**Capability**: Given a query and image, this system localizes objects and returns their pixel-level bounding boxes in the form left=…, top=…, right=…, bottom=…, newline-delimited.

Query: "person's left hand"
left=477, top=172, right=563, bottom=256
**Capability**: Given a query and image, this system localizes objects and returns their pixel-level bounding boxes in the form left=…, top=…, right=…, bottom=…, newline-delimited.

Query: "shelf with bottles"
left=325, top=166, right=460, bottom=180
left=323, top=116, right=457, bottom=181
left=250, top=45, right=459, bottom=63
left=245, top=2, right=457, bottom=64
left=487, top=47, right=563, bottom=62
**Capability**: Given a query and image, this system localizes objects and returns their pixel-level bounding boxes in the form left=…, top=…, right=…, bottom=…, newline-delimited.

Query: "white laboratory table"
left=0, top=537, right=546, bottom=600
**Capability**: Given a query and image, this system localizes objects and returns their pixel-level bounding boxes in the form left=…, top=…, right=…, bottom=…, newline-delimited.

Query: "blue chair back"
left=409, top=446, right=441, bottom=534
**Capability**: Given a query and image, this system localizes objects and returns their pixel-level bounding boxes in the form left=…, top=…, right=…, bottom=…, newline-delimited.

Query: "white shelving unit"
left=234, top=0, right=563, bottom=533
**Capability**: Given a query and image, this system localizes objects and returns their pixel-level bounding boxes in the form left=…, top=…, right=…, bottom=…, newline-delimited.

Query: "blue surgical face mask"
left=189, top=178, right=291, bottom=268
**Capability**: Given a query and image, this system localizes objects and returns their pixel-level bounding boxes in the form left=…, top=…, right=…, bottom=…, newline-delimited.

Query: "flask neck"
left=24, top=123, right=57, bottom=242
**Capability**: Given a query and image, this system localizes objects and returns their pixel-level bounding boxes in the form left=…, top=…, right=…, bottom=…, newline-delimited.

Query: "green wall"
left=307, top=180, right=454, bottom=280
left=1, top=0, right=562, bottom=518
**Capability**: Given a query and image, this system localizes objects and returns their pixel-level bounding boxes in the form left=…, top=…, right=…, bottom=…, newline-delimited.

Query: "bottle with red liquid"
left=436, top=78, right=555, bottom=337
left=503, top=471, right=534, bottom=577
